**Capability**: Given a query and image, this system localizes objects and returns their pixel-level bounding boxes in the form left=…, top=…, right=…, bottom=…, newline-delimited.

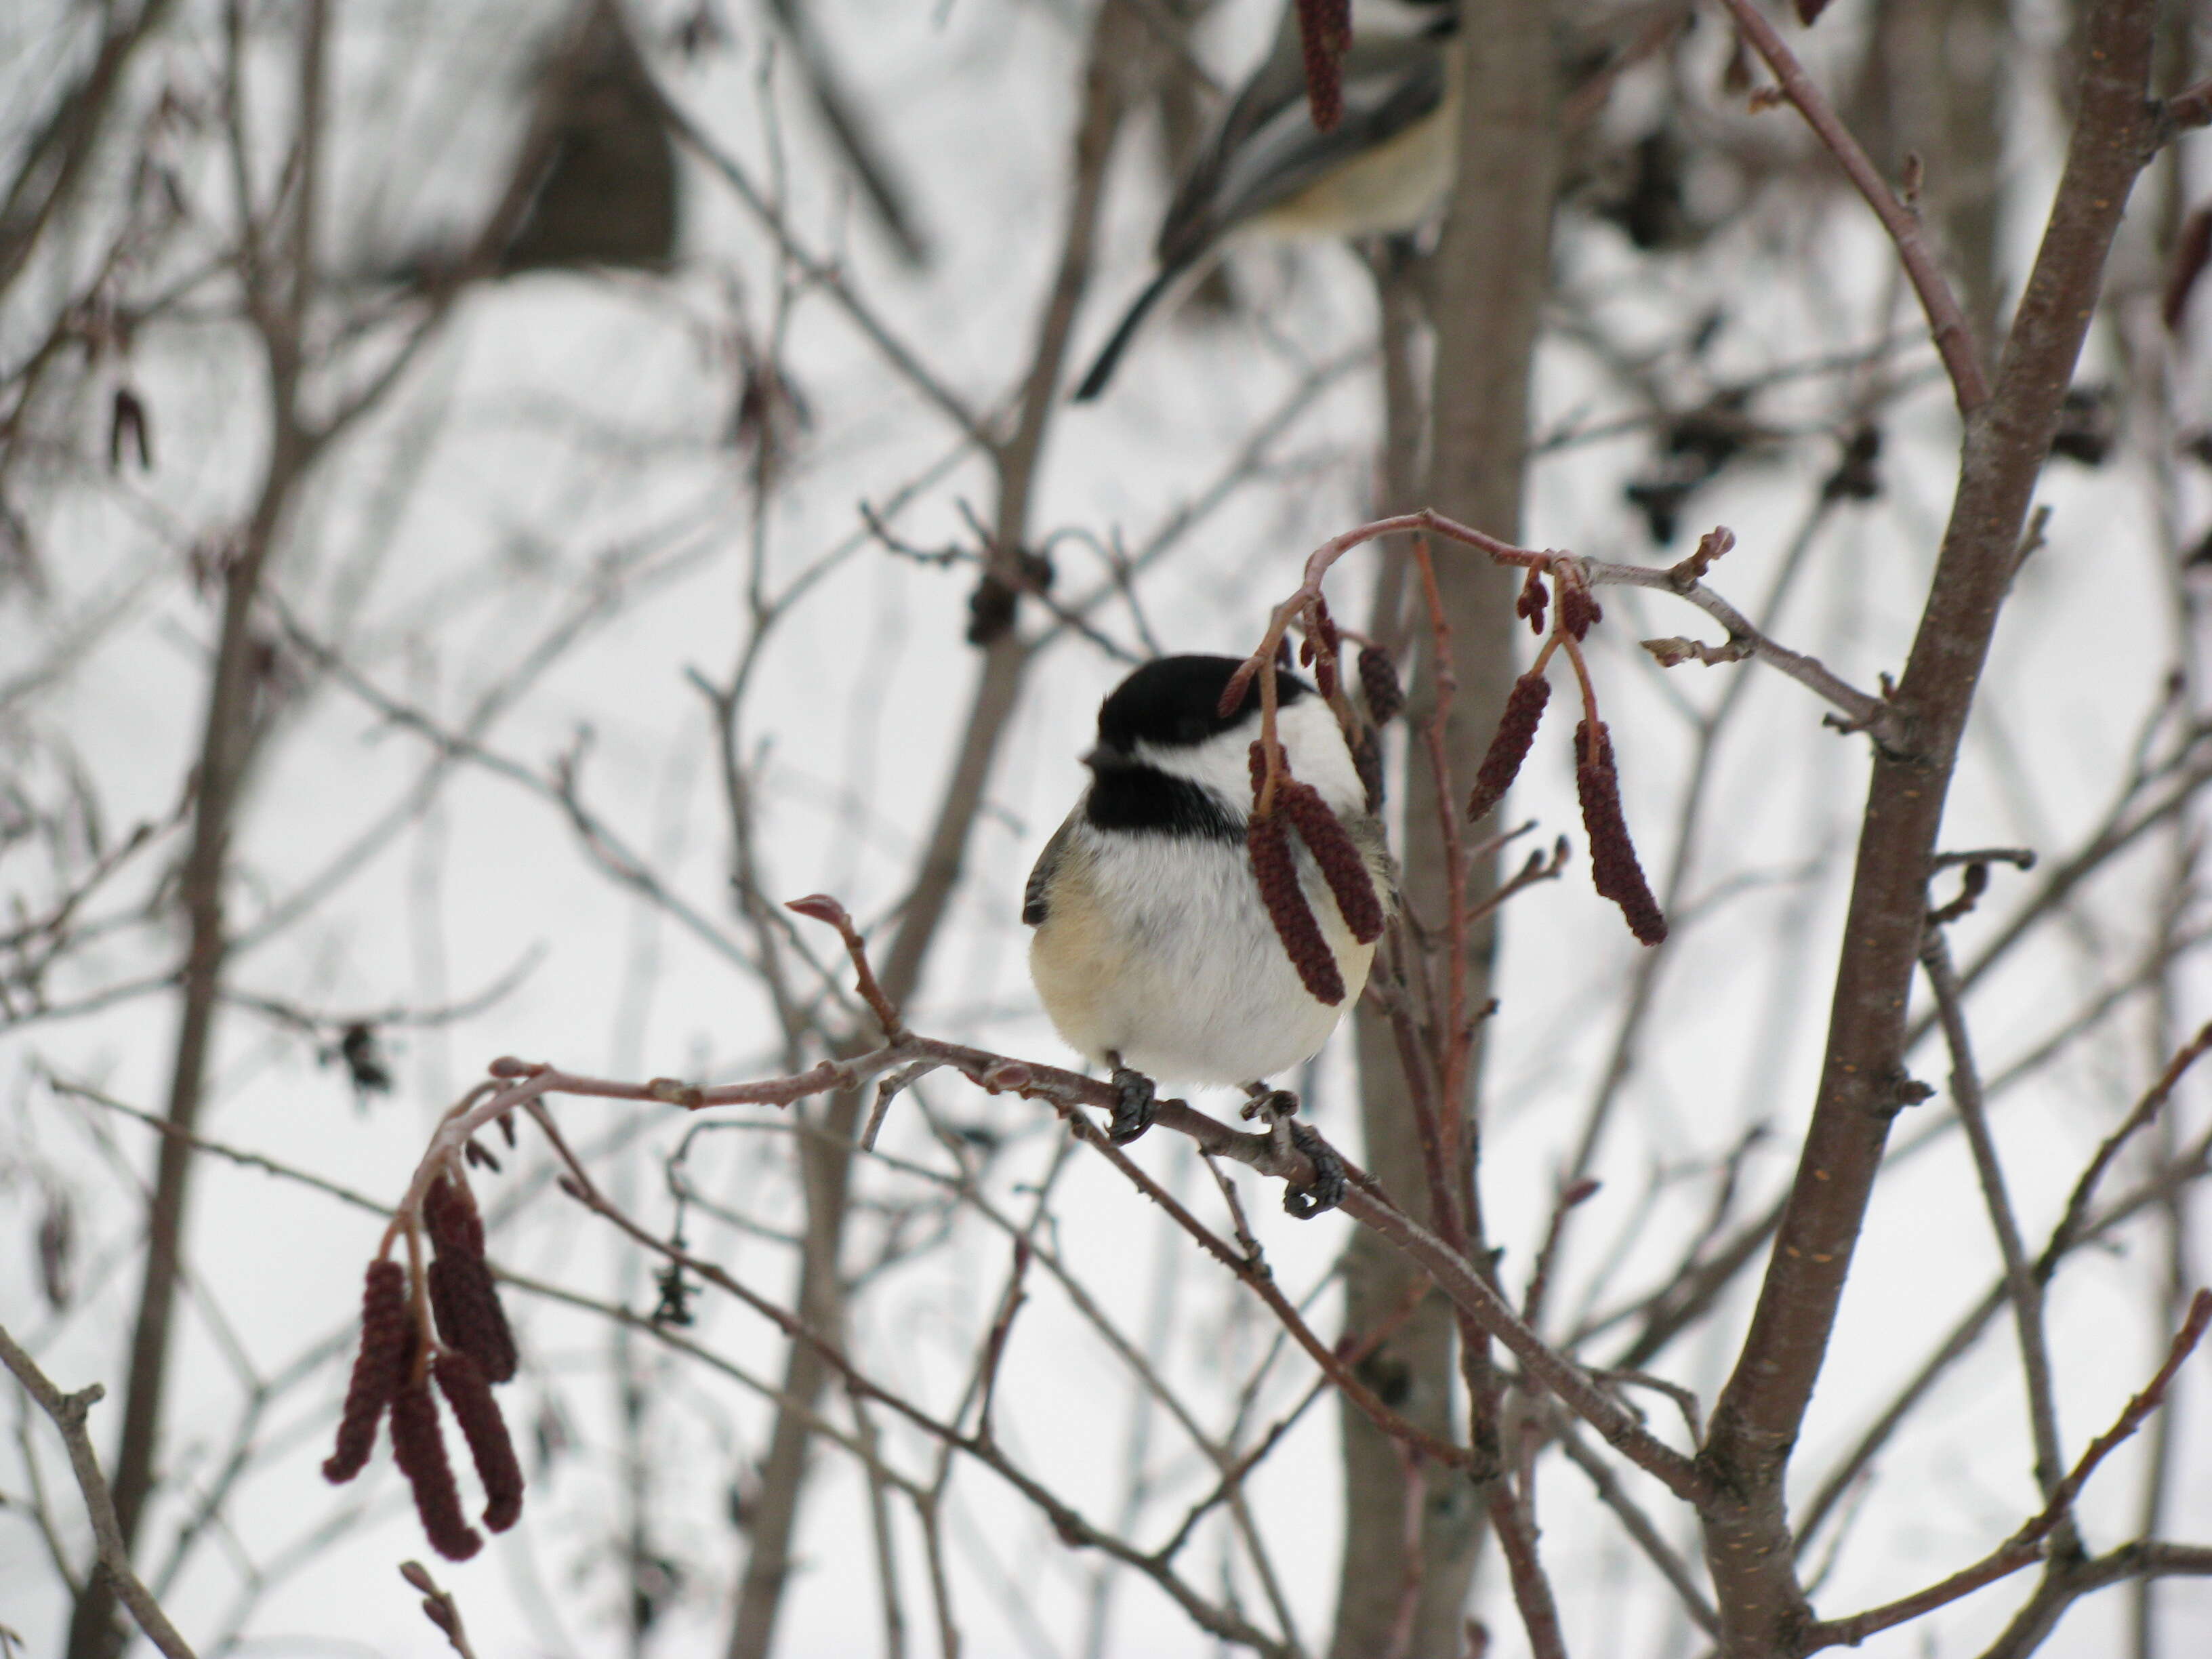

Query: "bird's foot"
left=1237, top=1086, right=1341, bottom=1217
left=1107, top=1063, right=1159, bottom=1145
left=1282, top=1122, right=1347, bottom=1220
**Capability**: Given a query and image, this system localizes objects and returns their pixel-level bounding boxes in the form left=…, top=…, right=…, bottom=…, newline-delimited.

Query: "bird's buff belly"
left=1029, top=860, right=1374, bottom=1088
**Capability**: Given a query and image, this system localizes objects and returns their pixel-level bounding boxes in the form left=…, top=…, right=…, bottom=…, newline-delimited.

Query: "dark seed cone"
left=427, top=1253, right=520, bottom=1385
left=434, top=1350, right=525, bottom=1532
left=1467, top=672, right=1552, bottom=822
left=390, top=1373, right=482, bottom=1561
left=324, top=1259, right=412, bottom=1483
left=1357, top=645, right=1404, bottom=724
left=1574, top=720, right=1668, bottom=946
left=1558, top=583, right=1602, bottom=640
left=1278, top=780, right=1385, bottom=943
left=1249, top=812, right=1345, bottom=1005
left=1517, top=569, right=1549, bottom=636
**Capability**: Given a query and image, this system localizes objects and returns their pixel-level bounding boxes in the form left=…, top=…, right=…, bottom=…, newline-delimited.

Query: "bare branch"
left=0, top=1326, right=197, bottom=1659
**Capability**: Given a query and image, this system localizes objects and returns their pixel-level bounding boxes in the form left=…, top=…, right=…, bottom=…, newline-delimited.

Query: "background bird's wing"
left=1153, top=9, right=1307, bottom=268
left=1196, top=33, right=1448, bottom=245
left=1021, top=810, right=1081, bottom=926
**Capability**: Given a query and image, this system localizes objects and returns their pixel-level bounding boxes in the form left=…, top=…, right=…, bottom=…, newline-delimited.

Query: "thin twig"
left=1800, top=1290, right=2212, bottom=1650
left=0, top=1325, right=197, bottom=1659
left=1713, top=0, right=1990, bottom=411
left=1919, top=926, right=2066, bottom=1506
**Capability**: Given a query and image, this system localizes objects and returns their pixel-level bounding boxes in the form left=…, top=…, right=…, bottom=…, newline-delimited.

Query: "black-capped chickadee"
left=1024, top=656, right=1392, bottom=1200
left=1073, top=1, right=1460, bottom=402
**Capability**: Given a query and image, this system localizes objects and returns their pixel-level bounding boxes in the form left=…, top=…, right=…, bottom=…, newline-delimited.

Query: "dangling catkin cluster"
left=1467, top=670, right=1552, bottom=823
left=326, top=1172, right=527, bottom=1561
left=1278, top=782, right=1385, bottom=944
left=1244, top=740, right=1386, bottom=1004
left=1249, top=811, right=1346, bottom=1004
left=1574, top=720, right=1667, bottom=945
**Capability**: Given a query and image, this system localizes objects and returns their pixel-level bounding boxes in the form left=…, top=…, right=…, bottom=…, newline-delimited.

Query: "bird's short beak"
left=1081, top=745, right=1134, bottom=773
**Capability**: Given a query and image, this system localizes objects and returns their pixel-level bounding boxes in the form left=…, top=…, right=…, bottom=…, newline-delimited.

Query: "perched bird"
left=1024, top=655, right=1392, bottom=1204
left=1073, top=1, right=1460, bottom=402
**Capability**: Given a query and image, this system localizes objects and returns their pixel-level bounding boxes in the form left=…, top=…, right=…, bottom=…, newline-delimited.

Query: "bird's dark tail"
left=1072, top=264, right=1181, bottom=403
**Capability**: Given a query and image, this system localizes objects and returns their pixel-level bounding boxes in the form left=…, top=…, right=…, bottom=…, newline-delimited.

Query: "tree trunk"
left=1331, top=5, right=1562, bottom=1655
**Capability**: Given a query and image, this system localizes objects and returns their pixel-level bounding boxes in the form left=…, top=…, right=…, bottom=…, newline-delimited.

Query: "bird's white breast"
left=1029, top=823, right=1377, bottom=1088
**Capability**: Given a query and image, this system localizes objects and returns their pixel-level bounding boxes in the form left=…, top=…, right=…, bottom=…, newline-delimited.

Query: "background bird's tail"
left=1072, top=263, right=1181, bottom=402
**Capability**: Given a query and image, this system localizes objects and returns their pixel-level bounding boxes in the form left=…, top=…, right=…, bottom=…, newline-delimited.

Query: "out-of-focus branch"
left=1799, top=1291, right=2212, bottom=1652
left=0, top=1326, right=197, bottom=1659
left=1552, top=1413, right=1718, bottom=1633
left=526, top=1105, right=1300, bottom=1658
left=644, top=78, right=989, bottom=448
left=1714, top=0, right=1990, bottom=412
left=0, top=0, right=180, bottom=298
left=759, top=0, right=930, bottom=264
left=1980, top=1541, right=2212, bottom=1658
left=1919, top=926, right=2067, bottom=1510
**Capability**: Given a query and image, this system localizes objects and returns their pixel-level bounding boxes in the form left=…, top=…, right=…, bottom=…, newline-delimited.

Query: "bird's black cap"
left=1095, top=655, right=1309, bottom=754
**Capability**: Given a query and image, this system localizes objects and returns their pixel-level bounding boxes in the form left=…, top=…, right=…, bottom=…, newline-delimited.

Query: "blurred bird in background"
left=1073, top=0, right=1459, bottom=401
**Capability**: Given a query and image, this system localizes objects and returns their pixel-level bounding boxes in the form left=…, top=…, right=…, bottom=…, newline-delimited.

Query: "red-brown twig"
left=785, top=894, right=907, bottom=1040
left=1225, top=510, right=1898, bottom=747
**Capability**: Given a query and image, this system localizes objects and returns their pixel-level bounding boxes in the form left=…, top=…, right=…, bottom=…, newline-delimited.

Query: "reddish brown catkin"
left=427, top=1253, right=519, bottom=1385
left=1574, top=720, right=1667, bottom=945
left=1516, top=569, right=1549, bottom=636
left=1357, top=645, right=1404, bottom=723
left=1293, top=0, right=1345, bottom=129
left=1250, top=813, right=1346, bottom=1004
left=1351, top=727, right=1385, bottom=814
left=423, top=1172, right=484, bottom=1257
left=1278, top=780, right=1385, bottom=943
left=390, top=1374, right=482, bottom=1561
left=1467, top=671, right=1552, bottom=822
left=434, top=1350, right=525, bottom=1532
left=324, top=1258, right=411, bottom=1483
left=423, top=1176, right=518, bottom=1383
left=1557, top=580, right=1602, bottom=640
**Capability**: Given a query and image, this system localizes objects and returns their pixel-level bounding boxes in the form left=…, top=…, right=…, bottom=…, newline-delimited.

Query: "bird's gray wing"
left=1022, top=810, right=1082, bottom=926
left=1204, top=33, right=1449, bottom=234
